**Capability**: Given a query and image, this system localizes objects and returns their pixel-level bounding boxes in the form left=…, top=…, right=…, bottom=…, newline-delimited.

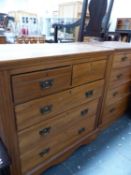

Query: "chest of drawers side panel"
left=0, top=71, right=21, bottom=175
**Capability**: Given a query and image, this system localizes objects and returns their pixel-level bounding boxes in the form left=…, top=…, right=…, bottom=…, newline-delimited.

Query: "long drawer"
left=72, top=60, right=107, bottom=86
left=113, top=53, right=131, bottom=69
left=20, top=113, right=97, bottom=174
left=102, top=97, right=129, bottom=125
left=12, top=66, right=72, bottom=104
left=109, top=67, right=131, bottom=88
left=106, top=82, right=131, bottom=106
left=15, top=80, right=104, bottom=131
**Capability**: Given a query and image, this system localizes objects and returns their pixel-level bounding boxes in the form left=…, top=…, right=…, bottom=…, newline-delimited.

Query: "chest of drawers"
left=92, top=42, right=131, bottom=128
left=0, top=43, right=112, bottom=175
left=0, top=42, right=130, bottom=175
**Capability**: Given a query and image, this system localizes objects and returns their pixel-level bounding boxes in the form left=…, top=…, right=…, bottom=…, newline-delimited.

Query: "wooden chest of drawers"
left=14, top=61, right=106, bottom=174
left=93, top=42, right=131, bottom=128
left=0, top=42, right=130, bottom=175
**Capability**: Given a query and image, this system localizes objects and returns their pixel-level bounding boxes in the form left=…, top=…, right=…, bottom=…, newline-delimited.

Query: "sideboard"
left=0, top=42, right=130, bottom=175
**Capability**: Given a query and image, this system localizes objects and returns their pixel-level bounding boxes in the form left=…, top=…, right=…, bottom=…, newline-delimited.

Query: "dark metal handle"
left=40, top=105, right=52, bottom=115
left=81, top=109, right=89, bottom=116
left=39, top=148, right=50, bottom=157
left=39, top=127, right=51, bottom=136
left=121, top=56, right=128, bottom=61
left=117, top=74, right=123, bottom=79
left=78, top=127, right=86, bottom=134
left=113, top=91, right=118, bottom=97
left=110, top=108, right=116, bottom=113
left=85, top=90, right=94, bottom=98
left=40, top=79, right=54, bottom=89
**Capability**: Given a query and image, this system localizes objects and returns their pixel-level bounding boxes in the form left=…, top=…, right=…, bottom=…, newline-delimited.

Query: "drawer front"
left=16, top=80, right=104, bottom=131
left=18, top=99, right=98, bottom=155
left=72, top=60, right=107, bottom=86
left=109, top=67, right=131, bottom=88
left=106, top=82, right=131, bottom=106
left=12, top=66, right=72, bottom=104
left=65, top=115, right=96, bottom=141
left=102, top=97, right=128, bottom=124
left=20, top=133, right=67, bottom=174
left=113, top=53, right=131, bottom=69
left=20, top=115, right=96, bottom=174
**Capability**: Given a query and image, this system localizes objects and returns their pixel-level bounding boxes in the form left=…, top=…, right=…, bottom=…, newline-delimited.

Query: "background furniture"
left=0, top=36, right=6, bottom=44
left=114, top=18, right=131, bottom=42
left=58, top=1, right=86, bottom=42
left=52, top=0, right=114, bottom=43
left=15, top=36, right=45, bottom=44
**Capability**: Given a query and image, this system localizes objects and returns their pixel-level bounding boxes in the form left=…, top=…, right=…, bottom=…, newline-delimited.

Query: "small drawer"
left=109, top=67, right=131, bottom=88
left=12, top=66, right=72, bottom=104
left=113, top=53, right=131, bottom=69
left=102, top=97, right=128, bottom=125
left=106, top=82, right=131, bottom=106
left=18, top=99, right=98, bottom=156
left=72, top=60, right=107, bottom=86
left=15, top=80, right=104, bottom=131
left=65, top=115, right=96, bottom=142
left=19, top=102, right=98, bottom=174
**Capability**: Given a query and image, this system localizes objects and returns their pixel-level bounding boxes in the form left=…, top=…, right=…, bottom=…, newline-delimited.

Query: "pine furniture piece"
left=89, top=41, right=131, bottom=127
left=0, top=42, right=130, bottom=175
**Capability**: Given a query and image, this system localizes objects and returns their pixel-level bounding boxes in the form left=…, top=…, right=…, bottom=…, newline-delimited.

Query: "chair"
left=52, top=0, right=114, bottom=43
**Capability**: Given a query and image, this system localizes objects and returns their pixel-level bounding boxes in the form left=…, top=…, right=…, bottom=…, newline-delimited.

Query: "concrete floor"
left=42, top=114, right=131, bottom=175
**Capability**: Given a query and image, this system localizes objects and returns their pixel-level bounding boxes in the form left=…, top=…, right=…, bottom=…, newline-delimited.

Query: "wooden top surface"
left=0, top=43, right=112, bottom=63
left=89, top=41, right=131, bottom=50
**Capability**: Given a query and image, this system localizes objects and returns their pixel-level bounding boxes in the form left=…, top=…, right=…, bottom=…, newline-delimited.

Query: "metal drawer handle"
left=78, top=127, right=86, bottom=134
left=85, top=90, right=94, bottom=98
left=81, top=109, right=89, bottom=116
left=110, top=108, right=116, bottom=113
left=39, top=127, right=51, bottom=136
left=39, top=148, right=50, bottom=157
left=40, top=105, right=52, bottom=115
left=40, top=79, right=54, bottom=89
left=121, top=56, right=128, bottom=61
left=113, top=91, right=118, bottom=97
left=117, top=74, right=123, bottom=79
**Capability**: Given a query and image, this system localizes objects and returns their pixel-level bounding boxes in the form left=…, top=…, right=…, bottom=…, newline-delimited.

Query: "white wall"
left=109, top=0, right=131, bottom=31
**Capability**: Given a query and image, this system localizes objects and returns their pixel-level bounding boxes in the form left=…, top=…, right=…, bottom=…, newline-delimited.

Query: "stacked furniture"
left=0, top=42, right=130, bottom=175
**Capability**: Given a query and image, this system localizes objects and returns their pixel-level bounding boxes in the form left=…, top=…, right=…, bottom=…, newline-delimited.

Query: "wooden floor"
left=42, top=114, right=131, bottom=175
